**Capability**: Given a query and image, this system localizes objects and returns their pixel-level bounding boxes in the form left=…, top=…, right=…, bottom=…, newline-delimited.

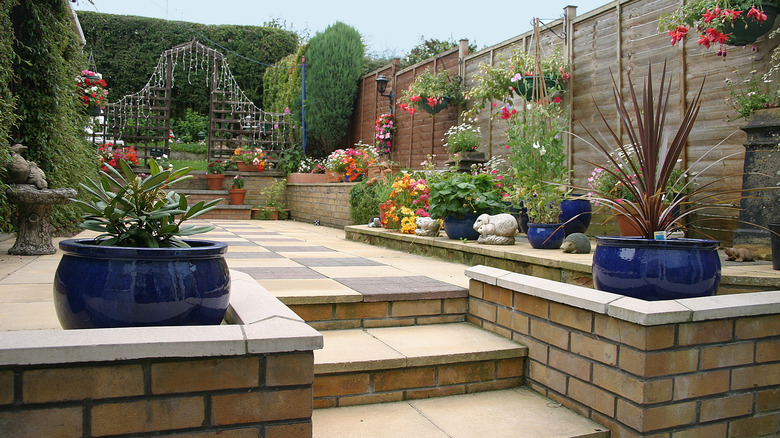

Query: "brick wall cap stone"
left=679, top=290, right=780, bottom=321
left=0, top=270, right=322, bottom=366
left=608, top=296, right=692, bottom=325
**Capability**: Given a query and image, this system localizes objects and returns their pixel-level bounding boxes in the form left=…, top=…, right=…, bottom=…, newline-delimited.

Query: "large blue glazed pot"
left=592, top=237, right=721, bottom=301
left=526, top=223, right=565, bottom=249
left=442, top=213, right=481, bottom=240
left=54, top=239, right=231, bottom=329
left=559, top=196, right=592, bottom=235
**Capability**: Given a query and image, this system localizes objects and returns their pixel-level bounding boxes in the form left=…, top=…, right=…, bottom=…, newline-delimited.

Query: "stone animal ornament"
left=473, top=213, right=518, bottom=245
left=367, top=217, right=382, bottom=228
left=6, top=144, right=47, bottom=189
left=724, top=247, right=754, bottom=262
left=562, top=233, right=591, bottom=254
left=415, top=216, right=441, bottom=237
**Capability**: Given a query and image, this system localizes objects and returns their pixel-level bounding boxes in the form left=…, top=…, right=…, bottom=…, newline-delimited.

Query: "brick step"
left=313, top=387, right=610, bottom=438
left=287, top=295, right=468, bottom=331
left=313, top=323, right=527, bottom=409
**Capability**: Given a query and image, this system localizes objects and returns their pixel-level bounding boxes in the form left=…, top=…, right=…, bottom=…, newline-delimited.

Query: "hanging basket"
left=724, top=4, right=779, bottom=46
left=418, top=97, right=450, bottom=115
left=512, top=76, right=558, bottom=101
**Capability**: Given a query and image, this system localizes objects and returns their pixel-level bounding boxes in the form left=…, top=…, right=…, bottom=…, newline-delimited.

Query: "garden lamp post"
left=376, top=74, right=395, bottom=114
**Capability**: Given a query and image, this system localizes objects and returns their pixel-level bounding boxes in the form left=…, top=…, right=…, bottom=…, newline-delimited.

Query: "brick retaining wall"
left=286, top=183, right=354, bottom=228
left=0, top=271, right=322, bottom=438
left=465, top=265, right=780, bottom=438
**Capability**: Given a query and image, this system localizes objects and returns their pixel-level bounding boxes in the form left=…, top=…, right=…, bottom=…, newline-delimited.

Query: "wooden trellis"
left=93, top=39, right=292, bottom=164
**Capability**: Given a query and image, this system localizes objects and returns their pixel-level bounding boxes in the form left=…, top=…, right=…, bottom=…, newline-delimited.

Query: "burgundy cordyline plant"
left=573, top=61, right=753, bottom=239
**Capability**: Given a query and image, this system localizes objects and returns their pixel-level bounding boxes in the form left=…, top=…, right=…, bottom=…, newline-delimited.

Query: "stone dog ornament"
left=473, top=213, right=518, bottom=245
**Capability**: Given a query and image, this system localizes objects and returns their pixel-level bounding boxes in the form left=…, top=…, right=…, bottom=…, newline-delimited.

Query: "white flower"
left=532, top=142, right=541, bottom=149
left=539, top=146, right=546, bottom=156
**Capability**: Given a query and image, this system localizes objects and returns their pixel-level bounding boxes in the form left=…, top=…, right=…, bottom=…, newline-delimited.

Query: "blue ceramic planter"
left=526, top=223, right=565, bottom=249
left=54, top=239, right=231, bottom=329
left=592, top=237, right=721, bottom=301
left=559, top=196, right=592, bottom=235
left=443, top=213, right=481, bottom=240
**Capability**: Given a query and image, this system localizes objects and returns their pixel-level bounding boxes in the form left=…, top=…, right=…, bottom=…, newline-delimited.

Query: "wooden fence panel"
left=346, top=0, right=779, bottom=241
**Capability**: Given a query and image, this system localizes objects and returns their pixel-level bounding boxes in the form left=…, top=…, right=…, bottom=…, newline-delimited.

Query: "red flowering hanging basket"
left=417, top=97, right=449, bottom=115
left=724, top=4, right=778, bottom=46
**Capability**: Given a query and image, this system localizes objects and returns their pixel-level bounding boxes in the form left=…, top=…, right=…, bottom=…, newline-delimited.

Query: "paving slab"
left=334, top=276, right=467, bottom=302
left=315, top=328, right=406, bottom=373
left=258, top=279, right=362, bottom=305
left=313, top=388, right=609, bottom=438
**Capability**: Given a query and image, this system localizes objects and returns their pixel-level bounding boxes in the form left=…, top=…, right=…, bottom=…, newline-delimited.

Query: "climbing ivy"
left=0, top=0, right=17, bottom=232
left=9, top=0, right=93, bottom=235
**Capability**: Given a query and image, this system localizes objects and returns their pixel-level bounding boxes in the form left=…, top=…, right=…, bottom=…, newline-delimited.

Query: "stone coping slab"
left=0, top=270, right=323, bottom=366
left=465, top=265, right=780, bottom=326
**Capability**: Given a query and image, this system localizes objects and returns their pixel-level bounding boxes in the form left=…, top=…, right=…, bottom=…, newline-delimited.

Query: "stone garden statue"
left=4, top=144, right=76, bottom=255
left=415, top=217, right=441, bottom=237
left=473, top=213, right=518, bottom=245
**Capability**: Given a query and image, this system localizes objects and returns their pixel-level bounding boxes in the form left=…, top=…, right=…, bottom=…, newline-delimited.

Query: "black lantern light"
left=376, top=74, right=395, bottom=114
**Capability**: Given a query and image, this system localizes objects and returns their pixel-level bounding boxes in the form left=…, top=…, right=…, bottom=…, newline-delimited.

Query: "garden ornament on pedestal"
left=4, top=144, right=76, bottom=255
left=473, top=213, right=518, bottom=245
left=55, top=160, right=228, bottom=328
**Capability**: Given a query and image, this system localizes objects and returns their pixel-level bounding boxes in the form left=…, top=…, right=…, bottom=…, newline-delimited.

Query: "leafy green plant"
left=74, top=160, right=220, bottom=248
left=261, top=178, right=287, bottom=210
left=505, top=101, right=569, bottom=223
left=443, top=123, right=480, bottom=154
left=726, top=67, right=780, bottom=119
left=349, top=178, right=393, bottom=225
left=275, top=146, right=305, bottom=175
left=171, top=109, right=209, bottom=143
left=428, top=172, right=506, bottom=220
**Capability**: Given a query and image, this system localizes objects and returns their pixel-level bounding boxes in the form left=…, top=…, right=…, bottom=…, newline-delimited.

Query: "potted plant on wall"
left=573, top=62, right=751, bottom=301
left=659, top=1, right=779, bottom=56
left=206, top=160, right=227, bottom=190
left=428, top=172, right=506, bottom=240
left=324, top=144, right=377, bottom=182
left=55, top=160, right=227, bottom=328
left=505, top=100, right=571, bottom=249
left=398, top=68, right=466, bottom=115
left=255, top=178, right=288, bottom=219
left=229, top=174, right=247, bottom=205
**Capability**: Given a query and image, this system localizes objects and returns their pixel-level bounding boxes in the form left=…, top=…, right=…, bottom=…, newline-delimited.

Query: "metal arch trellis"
left=95, top=39, right=293, bottom=165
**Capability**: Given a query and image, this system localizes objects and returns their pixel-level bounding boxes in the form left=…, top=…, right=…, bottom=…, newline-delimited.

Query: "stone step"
left=313, top=323, right=527, bottom=409
left=313, top=387, right=610, bottom=438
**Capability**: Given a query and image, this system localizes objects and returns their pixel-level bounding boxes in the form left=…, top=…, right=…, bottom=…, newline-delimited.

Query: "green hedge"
left=77, top=12, right=299, bottom=119
left=0, top=0, right=17, bottom=232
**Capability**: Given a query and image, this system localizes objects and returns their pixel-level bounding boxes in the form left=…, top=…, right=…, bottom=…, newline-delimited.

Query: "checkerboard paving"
left=194, top=220, right=468, bottom=302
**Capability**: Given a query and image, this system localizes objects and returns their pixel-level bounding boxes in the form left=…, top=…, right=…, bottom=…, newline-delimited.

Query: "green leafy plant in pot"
left=54, top=160, right=229, bottom=328
left=574, top=62, right=749, bottom=301
left=428, top=172, right=506, bottom=240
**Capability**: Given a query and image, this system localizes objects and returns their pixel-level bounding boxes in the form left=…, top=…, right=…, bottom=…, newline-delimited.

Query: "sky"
left=71, top=0, right=610, bottom=57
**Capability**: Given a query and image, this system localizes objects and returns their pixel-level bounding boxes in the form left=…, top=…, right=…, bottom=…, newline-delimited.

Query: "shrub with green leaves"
left=305, top=22, right=364, bottom=153
left=74, top=160, right=220, bottom=248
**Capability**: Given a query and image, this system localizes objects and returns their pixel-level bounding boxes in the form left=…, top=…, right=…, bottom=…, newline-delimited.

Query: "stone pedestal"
left=733, top=108, right=780, bottom=256
left=7, top=184, right=77, bottom=255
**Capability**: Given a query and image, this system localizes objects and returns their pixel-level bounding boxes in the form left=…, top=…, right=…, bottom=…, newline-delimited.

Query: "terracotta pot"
left=228, top=188, right=247, bottom=205
left=287, top=173, right=328, bottom=183
left=236, top=162, right=259, bottom=172
left=206, top=174, right=224, bottom=190
left=325, top=170, right=343, bottom=182
left=615, top=214, right=643, bottom=237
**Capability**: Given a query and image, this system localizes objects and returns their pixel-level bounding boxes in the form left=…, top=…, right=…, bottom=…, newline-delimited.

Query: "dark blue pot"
left=54, top=239, right=231, bottom=329
left=526, top=223, right=565, bottom=249
left=559, top=196, right=592, bottom=236
left=443, top=213, right=481, bottom=240
left=592, top=237, right=721, bottom=301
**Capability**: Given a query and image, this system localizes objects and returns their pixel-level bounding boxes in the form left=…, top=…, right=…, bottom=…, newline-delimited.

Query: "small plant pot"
left=228, top=188, right=246, bottom=205
left=206, top=174, right=225, bottom=190
left=526, top=223, right=565, bottom=249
